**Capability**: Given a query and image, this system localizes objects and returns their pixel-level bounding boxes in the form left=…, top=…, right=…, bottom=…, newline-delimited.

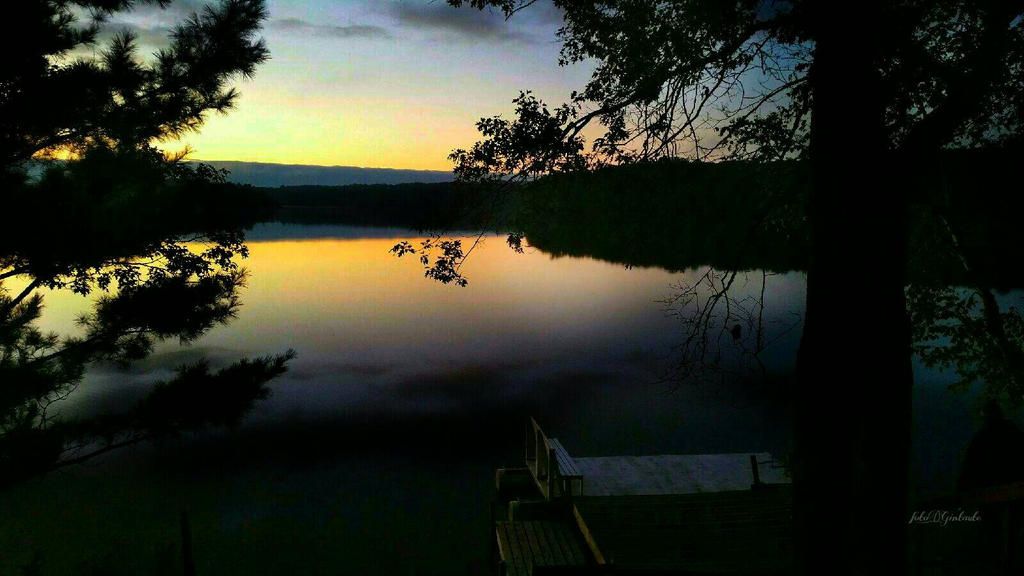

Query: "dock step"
left=495, top=520, right=589, bottom=576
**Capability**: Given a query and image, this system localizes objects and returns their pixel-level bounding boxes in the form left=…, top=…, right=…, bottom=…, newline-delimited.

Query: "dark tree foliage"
left=1, top=0, right=267, bottom=164
left=447, top=0, right=1021, bottom=166
left=0, top=0, right=290, bottom=486
left=909, top=284, right=1024, bottom=397
left=439, top=2, right=1024, bottom=393
left=406, top=0, right=1023, bottom=282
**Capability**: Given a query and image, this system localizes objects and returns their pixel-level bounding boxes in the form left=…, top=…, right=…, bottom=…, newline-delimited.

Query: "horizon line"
left=188, top=159, right=455, bottom=174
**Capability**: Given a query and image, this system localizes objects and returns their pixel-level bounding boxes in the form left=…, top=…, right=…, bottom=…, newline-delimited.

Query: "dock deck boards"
left=495, top=520, right=588, bottom=576
left=574, top=452, right=789, bottom=496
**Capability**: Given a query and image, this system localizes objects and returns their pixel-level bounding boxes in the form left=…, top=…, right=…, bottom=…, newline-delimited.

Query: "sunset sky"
left=90, top=0, right=594, bottom=171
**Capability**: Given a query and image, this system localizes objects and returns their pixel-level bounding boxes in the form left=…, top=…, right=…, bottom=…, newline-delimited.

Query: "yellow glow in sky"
left=176, top=89, right=489, bottom=171
left=160, top=1, right=594, bottom=171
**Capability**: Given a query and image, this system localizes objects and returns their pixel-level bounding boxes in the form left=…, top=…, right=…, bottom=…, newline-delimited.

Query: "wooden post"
left=750, top=454, right=761, bottom=487
left=524, top=420, right=532, bottom=463
left=549, top=447, right=557, bottom=498
left=1001, top=506, right=1010, bottom=575
left=180, top=510, right=195, bottom=576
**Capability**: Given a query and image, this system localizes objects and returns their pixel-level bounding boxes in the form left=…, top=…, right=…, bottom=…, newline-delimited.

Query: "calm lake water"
left=0, top=222, right=991, bottom=575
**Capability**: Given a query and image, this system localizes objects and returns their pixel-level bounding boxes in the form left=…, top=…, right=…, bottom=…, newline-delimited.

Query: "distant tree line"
left=260, top=182, right=477, bottom=229
left=514, top=152, right=1022, bottom=287
left=272, top=154, right=1020, bottom=288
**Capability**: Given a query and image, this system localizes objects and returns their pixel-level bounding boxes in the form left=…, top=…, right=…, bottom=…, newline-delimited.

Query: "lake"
left=0, top=221, right=994, bottom=575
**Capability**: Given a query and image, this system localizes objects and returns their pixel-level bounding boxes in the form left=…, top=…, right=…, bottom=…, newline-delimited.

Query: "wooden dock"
left=573, top=453, right=788, bottom=496
left=492, top=419, right=793, bottom=575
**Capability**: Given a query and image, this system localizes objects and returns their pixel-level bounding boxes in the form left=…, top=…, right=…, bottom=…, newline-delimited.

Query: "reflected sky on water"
left=2, top=222, right=997, bottom=575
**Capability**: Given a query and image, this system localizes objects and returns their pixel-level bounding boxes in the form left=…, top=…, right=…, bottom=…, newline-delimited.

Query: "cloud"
left=526, top=1, right=566, bottom=26
left=131, top=0, right=210, bottom=20
left=271, top=17, right=392, bottom=40
left=96, top=20, right=174, bottom=48
left=73, top=1, right=208, bottom=53
left=388, top=2, right=536, bottom=44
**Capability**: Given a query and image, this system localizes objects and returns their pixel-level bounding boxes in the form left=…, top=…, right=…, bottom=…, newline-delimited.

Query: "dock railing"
left=525, top=418, right=583, bottom=500
left=526, top=417, right=554, bottom=499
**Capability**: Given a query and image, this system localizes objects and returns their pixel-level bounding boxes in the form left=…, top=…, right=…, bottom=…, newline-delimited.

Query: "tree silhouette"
left=415, top=1, right=1024, bottom=573
left=3, top=0, right=267, bottom=165
left=0, top=0, right=291, bottom=487
left=907, top=184, right=1024, bottom=407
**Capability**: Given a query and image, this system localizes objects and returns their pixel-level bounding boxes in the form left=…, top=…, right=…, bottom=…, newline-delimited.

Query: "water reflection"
left=2, top=222, right=803, bottom=575
left=45, top=227, right=799, bottom=437
left=0, top=153, right=290, bottom=487
left=658, top=268, right=805, bottom=385
left=5, top=213, right=1021, bottom=574
left=26, top=221, right=1009, bottom=483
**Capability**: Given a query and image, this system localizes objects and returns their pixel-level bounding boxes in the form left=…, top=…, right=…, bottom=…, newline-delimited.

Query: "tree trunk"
left=794, top=4, right=913, bottom=574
